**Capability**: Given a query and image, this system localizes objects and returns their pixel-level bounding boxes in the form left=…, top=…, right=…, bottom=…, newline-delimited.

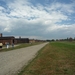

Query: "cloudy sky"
left=0, top=0, right=75, bottom=39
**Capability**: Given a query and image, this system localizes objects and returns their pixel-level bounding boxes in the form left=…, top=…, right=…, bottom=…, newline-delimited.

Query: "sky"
left=0, top=0, right=75, bottom=40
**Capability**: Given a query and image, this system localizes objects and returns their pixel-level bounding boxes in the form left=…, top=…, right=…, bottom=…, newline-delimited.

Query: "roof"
left=15, top=38, right=29, bottom=40
left=0, top=36, right=15, bottom=40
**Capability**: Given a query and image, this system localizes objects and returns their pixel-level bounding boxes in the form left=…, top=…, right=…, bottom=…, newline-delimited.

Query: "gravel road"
left=0, top=43, right=48, bottom=75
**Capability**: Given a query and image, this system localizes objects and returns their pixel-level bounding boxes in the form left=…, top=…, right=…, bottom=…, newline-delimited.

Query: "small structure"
left=29, top=39, right=35, bottom=43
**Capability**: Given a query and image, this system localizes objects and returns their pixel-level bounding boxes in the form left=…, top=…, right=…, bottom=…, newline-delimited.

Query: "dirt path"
left=0, top=43, right=48, bottom=75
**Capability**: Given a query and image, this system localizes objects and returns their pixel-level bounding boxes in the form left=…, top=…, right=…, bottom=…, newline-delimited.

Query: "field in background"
left=18, top=42, right=75, bottom=75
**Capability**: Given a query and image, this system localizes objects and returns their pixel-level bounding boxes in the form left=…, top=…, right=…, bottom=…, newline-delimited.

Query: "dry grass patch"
left=18, top=42, right=75, bottom=75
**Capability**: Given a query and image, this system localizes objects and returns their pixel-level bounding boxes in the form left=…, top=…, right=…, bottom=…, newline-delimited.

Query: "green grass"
left=0, top=42, right=43, bottom=52
left=18, top=42, right=75, bottom=75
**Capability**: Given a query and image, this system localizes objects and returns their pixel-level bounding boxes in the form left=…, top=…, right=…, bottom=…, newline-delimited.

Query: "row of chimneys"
left=0, top=33, right=2, bottom=37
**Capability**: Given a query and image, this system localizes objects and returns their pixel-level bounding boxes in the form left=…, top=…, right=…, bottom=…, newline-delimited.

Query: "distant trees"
left=56, top=37, right=74, bottom=42
left=46, top=37, right=75, bottom=42
left=69, top=37, right=73, bottom=41
left=46, top=39, right=55, bottom=42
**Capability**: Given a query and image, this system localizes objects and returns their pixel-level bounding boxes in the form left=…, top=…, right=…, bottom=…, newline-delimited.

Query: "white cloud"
left=47, top=24, right=71, bottom=32
left=0, top=0, right=75, bottom=39
left=0, top=6, right=4, bottom=10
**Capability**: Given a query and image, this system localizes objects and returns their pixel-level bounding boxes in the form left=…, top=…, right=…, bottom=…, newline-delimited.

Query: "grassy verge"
left=18, top=42, right=75, bottom=75
left=0, top=42, right=43, bottom=52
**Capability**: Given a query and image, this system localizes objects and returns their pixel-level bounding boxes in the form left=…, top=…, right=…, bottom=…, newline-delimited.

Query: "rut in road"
left=0, top=43, right=48, bottom=75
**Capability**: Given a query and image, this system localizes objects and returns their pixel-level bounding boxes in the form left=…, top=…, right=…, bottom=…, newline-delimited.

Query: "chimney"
left=19, top=36, right=21, bottom=39
left=0, top=33, right=2, bottom=37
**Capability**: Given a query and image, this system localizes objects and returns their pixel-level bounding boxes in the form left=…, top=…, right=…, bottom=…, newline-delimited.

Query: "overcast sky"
left=0, top=0, right=75, bottom=39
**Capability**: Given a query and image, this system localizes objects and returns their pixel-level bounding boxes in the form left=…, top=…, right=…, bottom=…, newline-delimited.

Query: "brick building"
left=0, top=33, right=15, bottom=45
left=15, top=38, right=29, bottom=44
left=0, top=33, right=29, bottom=45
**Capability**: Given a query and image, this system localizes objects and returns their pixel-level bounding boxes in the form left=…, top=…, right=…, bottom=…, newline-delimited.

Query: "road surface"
left=0, top=43, right=48, bottom=75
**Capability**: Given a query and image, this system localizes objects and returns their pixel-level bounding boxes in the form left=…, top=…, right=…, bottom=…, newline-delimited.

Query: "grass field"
left=18, top=42, right=75, bottom=75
